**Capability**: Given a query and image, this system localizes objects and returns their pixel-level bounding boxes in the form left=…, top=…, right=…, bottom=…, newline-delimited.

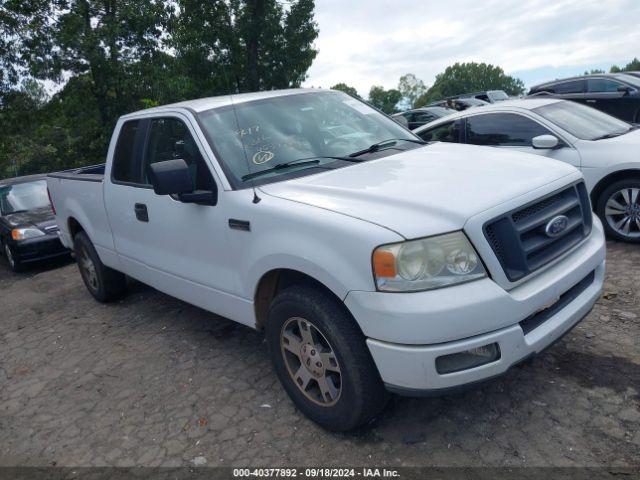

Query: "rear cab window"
left=112, top=120, right=143, bottom=184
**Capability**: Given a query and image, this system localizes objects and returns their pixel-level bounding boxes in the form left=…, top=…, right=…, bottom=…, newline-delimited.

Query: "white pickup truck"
left=47, top=89, right=606, bottom=431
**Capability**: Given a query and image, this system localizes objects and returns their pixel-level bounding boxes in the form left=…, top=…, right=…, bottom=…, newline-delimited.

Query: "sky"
left=302, top=0, right=640, bottom=96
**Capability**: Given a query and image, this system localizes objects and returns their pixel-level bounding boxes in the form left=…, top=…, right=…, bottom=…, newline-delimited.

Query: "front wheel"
left=265, top=285, right=389, bottom=431
left=73, top=231, right=127, bottom=302
left=596, top=179, right=640, bottom=243
left=3, top=242, right=23, bottom=272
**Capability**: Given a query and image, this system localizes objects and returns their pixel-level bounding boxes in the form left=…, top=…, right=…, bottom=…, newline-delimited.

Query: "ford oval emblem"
left=545, top=215, right=569, bottom=237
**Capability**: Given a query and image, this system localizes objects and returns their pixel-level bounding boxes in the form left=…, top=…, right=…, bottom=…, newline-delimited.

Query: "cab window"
left=553, top=80, right=585, bottom=94
left=112, top=120, right=142, bottom=183
left=587, top=78, right=625, bottom=93
left=417, top=121, right=461, bottom=143
left=142, top=118, right=215, bottom=191
left=465, top=113, right=551, bottom=146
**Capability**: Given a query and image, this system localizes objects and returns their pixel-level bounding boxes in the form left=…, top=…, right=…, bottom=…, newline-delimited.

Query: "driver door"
left=104, top=114, right=240, bottom=305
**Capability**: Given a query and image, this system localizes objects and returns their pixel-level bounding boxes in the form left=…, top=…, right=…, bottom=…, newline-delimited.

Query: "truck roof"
left=121, top=88, right=322, bottom=119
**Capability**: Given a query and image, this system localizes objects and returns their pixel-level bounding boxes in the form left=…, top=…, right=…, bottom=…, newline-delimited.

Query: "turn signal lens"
left=373, top=250, right=396, bottom=278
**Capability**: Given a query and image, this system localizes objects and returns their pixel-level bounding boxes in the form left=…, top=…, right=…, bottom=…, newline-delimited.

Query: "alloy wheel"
left=4, top=244, right=15, bottom=269
left=78, top=245, right=99, bottom=291
left=605, top=187, right=640, bottom=239
left=280, top=317, right=342, bottom=406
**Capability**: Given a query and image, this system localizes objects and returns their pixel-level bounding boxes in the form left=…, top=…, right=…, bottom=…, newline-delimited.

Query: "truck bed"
left=46, top=163, right=115, bottom=257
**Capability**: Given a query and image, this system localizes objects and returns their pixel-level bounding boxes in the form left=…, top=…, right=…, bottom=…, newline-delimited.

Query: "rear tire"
left=3, top=242, right=24, bottom=273
left=596, top=178, right=640, bottom=243
left=265, top=285, right=389, bottom=431
left=73, top=231, right=127, bottom=302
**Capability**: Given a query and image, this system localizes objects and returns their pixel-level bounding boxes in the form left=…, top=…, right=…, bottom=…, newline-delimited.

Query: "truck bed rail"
left=48, top=164, right=105, bottom=183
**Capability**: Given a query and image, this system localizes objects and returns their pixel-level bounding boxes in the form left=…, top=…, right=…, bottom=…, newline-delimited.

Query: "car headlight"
left=372, top=231, right=487, bottom=292
left=11, top=227, right=45, bottom=240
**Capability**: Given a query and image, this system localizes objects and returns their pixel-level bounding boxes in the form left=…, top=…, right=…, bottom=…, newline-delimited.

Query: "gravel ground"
left=0, top=241, right=638, bottom=468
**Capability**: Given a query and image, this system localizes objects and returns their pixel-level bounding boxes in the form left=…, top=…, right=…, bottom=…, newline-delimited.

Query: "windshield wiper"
left=348, top=138, right=428, bottom=158
left=593, top=132, right=625, bottom=140
left=241, top=156, right=363, bottom=181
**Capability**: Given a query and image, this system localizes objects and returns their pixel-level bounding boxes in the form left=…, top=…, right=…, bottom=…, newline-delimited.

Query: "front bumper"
left=12, top=233, right=69, bottom=264
left=344, top=219, right=605, bottom=393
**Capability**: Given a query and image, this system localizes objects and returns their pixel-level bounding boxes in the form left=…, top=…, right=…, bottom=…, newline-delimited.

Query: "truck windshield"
left=0, top=180, right=50, bottom=215
left=197, top=91, right=419, bottom=187
left=534, top=101, right=631, bottom=140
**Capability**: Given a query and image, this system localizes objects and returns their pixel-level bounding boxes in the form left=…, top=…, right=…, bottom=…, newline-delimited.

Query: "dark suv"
left=528, top=73, right=640, bottom=123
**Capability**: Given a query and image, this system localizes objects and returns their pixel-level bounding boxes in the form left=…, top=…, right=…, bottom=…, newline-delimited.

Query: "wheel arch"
left=67, top=216, right=85, bottom=239
left=590, top=169, right=640, bottom=206
left=253, top=268, right=346, bottom=331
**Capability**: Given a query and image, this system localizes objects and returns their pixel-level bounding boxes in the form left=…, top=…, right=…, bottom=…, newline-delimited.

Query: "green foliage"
left=610, top=58, right=640, bottom=73
left=415, top=62, right=525, bottom=107
left=330, top=83, right=360, bottom=98
left=0, top=0, right=318, bottom=179
left=367, top=86, right=402, bottom=114
left=169, top=0, right=318, bottom=96
left=584, top=69, right=606, bottom=75
left=397, top=73, right=427, bottom=109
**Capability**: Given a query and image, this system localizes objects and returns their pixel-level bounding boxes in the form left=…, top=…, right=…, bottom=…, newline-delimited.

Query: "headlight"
left=11, top=227, right=45, bottom=240
left=372, top=232, right=487, bottom=292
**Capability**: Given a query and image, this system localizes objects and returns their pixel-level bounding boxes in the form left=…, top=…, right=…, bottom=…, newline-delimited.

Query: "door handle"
left=586, top=99, right=597, bottom=103
left=134, top=203, right=149, bottom=222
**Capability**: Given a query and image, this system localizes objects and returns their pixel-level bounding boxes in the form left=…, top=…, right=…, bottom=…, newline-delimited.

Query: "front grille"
left=484, top=182, right=592, bottom=282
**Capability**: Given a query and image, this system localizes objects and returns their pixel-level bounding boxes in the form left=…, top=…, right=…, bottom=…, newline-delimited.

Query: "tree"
left=610, top=58, right=640, bottom=73
left=368, top=86, right=402, bottom=114
left=0, top=0, right=320, bottom=179
left=170, top=0, right=319, bottom=95
left=584, top=69, right=605, bottom=75
left=415, top=62, right=525, bottom=107
left=13, top=0, right=170, bottom=127
left=330, top=83, right=360, bottom=98
left=397, top=73, right=427, bottom=109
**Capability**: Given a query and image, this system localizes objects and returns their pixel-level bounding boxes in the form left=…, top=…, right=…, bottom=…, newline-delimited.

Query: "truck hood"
left=260, top=143, right=578, bottom=239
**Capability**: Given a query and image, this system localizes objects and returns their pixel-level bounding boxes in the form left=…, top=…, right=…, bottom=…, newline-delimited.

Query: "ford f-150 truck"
left=47, top=89, right=606, bottom=431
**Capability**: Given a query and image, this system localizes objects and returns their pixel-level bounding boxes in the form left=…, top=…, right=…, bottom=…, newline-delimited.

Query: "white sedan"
left=414, top=98, right=640, bottom=242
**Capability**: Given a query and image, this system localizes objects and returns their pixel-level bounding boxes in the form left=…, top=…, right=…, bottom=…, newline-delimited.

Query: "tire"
left=265, top=285, right=389, bottom=431
left=596, top=178, right=640, bottom=243
left=73, top=231, right=127, bottom=302
left=3, top=242, right=24, bottom=273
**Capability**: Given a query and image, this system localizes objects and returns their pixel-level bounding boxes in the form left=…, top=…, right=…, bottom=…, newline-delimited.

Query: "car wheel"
left=73, top=231, right=127, bottom=302
left=265, top=285, right=389, bottom=431
left=3, top=242, right=23, bottom=272
left=596, top=178, right=640, bottom=243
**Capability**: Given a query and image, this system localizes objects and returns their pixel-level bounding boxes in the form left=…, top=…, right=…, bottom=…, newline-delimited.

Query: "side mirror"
left=532, top=135, right=560, bottom=150
left=617, top=85, right=632, bottom=95
left=148, top=159, right=217, bottom=206
left=149, top=159, right=194, bottom=195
